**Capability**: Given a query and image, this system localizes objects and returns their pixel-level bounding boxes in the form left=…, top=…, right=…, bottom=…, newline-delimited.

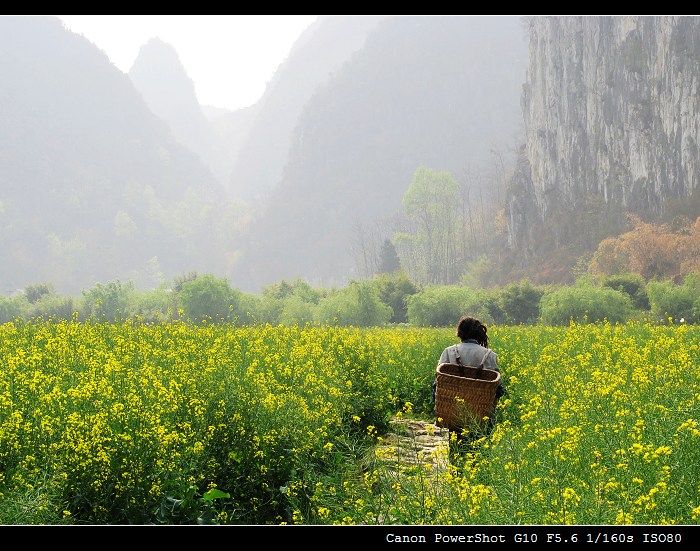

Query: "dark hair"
left=456, top=316, right=489, bottom=348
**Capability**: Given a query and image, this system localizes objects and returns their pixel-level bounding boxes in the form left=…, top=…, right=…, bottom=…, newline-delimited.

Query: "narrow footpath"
left=374, top=417, right=450, bottom=473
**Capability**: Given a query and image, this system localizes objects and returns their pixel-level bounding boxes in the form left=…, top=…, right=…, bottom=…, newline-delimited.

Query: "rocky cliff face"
left=507, top=16, right=700, bottom=263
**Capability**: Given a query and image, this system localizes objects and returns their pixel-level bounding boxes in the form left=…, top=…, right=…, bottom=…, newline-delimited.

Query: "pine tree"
left=378, top=239, right=401, bottom=274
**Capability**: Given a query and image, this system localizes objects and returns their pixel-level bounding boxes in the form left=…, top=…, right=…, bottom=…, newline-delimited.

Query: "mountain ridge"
left=5, top=16, right=698, bottom=297
left=0, top=16, right=229, bottom=295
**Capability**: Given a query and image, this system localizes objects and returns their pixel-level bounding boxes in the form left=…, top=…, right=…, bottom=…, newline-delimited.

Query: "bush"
left=0, top=294, right=28, bottom=323
left=28, top=293, right=75, bottom=321
left=131, top=288, right=173, bottom=323
left=257, top=279, right=323, bottom=325
left=646, top=272, right=700, bottom=323
left=539, top=284, right=633, bottom=325
left=82, top=280, right=134, bottom=322
left=495, top=279, right=545, bottom=325
left=278, top=295, right=316, bottom=325
left=602, top=272, right=649, bottom=310
left=406, top=285, right=493, bottom=327
left=237, top=293, right=264, bottom=325
left=24, top=283, right=54, bottom=304
left=315, top=281, right=392, bottom=327
left=371, top=272, right=418, bottom=324
left=176, top=274, right=241, bottom=323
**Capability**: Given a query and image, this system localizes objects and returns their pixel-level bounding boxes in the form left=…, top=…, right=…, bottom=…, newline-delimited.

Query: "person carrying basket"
left=433, top=316, right=504, bottom=431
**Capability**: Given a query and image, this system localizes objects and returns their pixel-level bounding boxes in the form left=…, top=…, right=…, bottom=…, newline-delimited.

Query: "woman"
left=438, top=315, right=499, bottom=373
left=434, top=315, right=504, bottom=426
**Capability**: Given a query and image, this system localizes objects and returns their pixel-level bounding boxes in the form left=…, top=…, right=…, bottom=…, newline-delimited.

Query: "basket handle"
left=453, top=345, right=465, bottom=376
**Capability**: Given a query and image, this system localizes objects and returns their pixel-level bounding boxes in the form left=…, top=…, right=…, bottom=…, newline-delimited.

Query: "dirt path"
left=374, top=417, right=450, bottom=472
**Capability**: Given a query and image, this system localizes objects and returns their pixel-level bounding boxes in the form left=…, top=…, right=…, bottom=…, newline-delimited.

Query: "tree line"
left=353, top=166, right=700, bottom=291
left=2, top=269, right=699, bottom=327
left=4, top=165, right=700, bottom=327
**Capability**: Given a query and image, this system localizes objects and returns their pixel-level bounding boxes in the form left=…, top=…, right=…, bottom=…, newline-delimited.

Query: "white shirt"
left=438, top=340, right=499, bottom=372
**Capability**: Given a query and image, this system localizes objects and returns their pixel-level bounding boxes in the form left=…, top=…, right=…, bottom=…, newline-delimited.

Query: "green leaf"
left=202, top=488, right=230, bottom=501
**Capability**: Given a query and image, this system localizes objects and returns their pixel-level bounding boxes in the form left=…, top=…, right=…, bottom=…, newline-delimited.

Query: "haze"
left=57, top=14, right=319, bottom=110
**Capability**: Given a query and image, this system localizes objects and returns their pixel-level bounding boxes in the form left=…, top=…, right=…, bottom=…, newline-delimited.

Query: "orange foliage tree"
left=588, top=214, right=699, bottom=280
left=678, top=216, right=700, bottom=277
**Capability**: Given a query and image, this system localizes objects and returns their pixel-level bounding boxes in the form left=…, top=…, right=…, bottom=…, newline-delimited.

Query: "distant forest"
left=2, top=213, right=700, bottom=327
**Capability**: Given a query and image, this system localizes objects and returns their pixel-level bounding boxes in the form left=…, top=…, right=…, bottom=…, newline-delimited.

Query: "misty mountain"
left=1, top=16, right=530, bottom=296
left=127, top=37, right=260, bottom=188
left=128, top=37, right=227, bottom=183
left=232, top=16, right=529, bottom=291
left=10, top=16, right=695, bottom=298
left=0, top=16, right=229, bottom=295
left=228, top=15, right=385, bottom=203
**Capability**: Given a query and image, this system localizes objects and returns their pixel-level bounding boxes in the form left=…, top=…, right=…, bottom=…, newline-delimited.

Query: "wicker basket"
left=434, top=362, right=501, bottom=431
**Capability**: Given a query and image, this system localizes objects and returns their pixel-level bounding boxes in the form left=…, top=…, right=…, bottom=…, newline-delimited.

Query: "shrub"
left=495, top=279, right=545, bottom=325
left=257, top=279, right=323, bottom=325
left=82, top=280, right=134, bottom=322
left=371, top=272, right=418, bottom=324
left=0, top=294, right=28, bottom=323
left=278, top=295, right=316, bottom=326
left=28, top=293, right=75, bottom=321
left=131, top=288, right=173, bottom=323
left=406, top=285, right=493, bottom=327
left=24, top=283, right=54, bottom=304
left=539, top=284, right=633, bottom=325
left=176, top=274, right=241, bottom=323
left=314, top=281, right=392, bottom=327
left=602, top=272, right=649, bottom=310
left=646, top=272, right=700, bottom=323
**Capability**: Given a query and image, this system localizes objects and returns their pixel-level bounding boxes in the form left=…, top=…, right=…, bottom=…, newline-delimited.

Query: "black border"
left=3, top=524, right=697, bottom=545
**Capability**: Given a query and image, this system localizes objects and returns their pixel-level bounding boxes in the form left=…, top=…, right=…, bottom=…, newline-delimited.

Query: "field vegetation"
left=0, top=317, right=697, bottom=525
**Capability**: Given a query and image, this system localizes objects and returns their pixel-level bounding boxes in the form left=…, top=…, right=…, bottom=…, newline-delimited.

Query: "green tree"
left=82, top=280, right=135, bottom=323
left=372, top=272, right=418, bottom=324
left=377, top=239, right=401, bottom=274
left=315, top=280, right=392, bottom=327
left=496, top=279, right=545, bottom=325
left=131, top=288, right=174, bottom=323
left=28, top=294, right=75, bottom=321
left=539, top=283, right=633, bottom=325
left=172, top=272, right=198, bottom=293
left=24, top=283, right=54, bottom=304
left=646, top=272, right=700, bottom=323
left=0, top=294, right=28, bottom=323
left=602, top=272, right=649, bottom=311
left=176, top=274, right=241, bottom=323
left=263, top=278, right=321, bottom=303
left=395, top=166, right=461, bottom=285
left=278, top=295, right=316, bottom=326
left=406, top=285, right=493, bottom=327
left=258, top=278, right=322, bottom=325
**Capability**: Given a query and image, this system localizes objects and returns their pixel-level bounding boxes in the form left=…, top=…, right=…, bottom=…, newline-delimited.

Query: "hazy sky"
left=58, top=15, right=319, bottom=111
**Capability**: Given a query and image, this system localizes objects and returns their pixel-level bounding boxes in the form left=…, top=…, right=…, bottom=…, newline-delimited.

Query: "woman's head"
left=456, top=316, right=489, bottom=347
